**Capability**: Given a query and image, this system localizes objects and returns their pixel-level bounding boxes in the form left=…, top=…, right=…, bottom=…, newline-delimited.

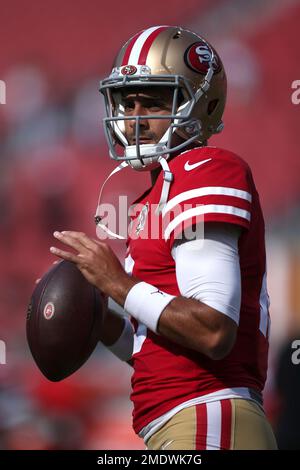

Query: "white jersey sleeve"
left=171, top=224, right=241, bottom=324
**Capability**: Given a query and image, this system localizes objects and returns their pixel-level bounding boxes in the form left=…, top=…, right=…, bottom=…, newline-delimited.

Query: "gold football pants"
left=147, top=399, right=277, bottom=450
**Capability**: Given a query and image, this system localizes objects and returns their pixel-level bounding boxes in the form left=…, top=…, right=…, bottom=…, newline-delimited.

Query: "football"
left=26, top=260, right=106, bottom=381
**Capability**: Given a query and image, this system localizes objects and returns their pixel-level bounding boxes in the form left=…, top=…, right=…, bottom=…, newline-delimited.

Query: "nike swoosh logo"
left=184, top=158, right=212, bottom=171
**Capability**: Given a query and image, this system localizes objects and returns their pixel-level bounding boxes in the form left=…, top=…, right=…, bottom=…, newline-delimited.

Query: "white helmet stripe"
left=128, top=26, right=166, bottom=65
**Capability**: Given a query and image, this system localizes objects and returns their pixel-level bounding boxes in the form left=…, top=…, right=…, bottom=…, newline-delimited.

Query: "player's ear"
left=171, top=131, right=186, bottom=147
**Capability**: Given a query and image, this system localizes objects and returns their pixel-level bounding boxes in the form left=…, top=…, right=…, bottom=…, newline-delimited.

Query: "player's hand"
left=49, top=231, right=130, bottom=297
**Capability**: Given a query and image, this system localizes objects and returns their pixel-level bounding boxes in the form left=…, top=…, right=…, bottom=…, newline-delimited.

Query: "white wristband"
left=106, top=316, right=134, bottom=362
left=124, top=282, right=175, bottom=333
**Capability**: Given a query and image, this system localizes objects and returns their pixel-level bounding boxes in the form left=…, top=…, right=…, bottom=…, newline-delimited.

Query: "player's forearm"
left=98, top=308, right=126, bottom=346
left=104, top=272, right=141, bottom=307
left=157, top=296, right=237, bottom=360
left=105, top=275, right=236, bottom=360
left=99, top=308, right=134, bottom=363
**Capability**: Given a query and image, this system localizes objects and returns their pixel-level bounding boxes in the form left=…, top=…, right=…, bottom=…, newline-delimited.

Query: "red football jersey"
left=125, top=146, right=270, bottom=434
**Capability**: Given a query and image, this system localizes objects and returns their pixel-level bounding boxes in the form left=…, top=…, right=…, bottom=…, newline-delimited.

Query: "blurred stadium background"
left=0, top=0, right=300, bottom=450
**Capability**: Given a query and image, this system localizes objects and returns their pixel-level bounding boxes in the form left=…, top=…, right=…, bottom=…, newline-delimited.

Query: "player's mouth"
left=131, top=138, right=153, bottom=144
left=129, top=133, right=158, bottom=145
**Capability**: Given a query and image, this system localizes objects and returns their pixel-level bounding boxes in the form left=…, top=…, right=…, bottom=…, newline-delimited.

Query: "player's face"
left=122, top=87, right=173, bottom=145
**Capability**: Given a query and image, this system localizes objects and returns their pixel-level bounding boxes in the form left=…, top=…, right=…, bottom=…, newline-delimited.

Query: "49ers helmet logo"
left=121, top=65, right=137, bottom=75
left=184, top=41, right=221, bottom=74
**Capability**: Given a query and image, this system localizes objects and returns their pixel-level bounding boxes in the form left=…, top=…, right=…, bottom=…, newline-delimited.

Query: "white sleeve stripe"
left=161, top=186, right=252, bottom=218
left=259, top=272, right=270, bottom=338
left=164, top=204, right=250, bottom=240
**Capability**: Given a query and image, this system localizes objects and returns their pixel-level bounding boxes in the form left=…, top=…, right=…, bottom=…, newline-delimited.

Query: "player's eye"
left=147, top=101, right=162, bottom=112
left=147, top=100, right=173, bottom=113
left=123, top=100, right=135, bottom=112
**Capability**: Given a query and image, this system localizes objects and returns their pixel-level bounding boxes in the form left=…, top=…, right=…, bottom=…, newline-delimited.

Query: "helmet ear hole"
left=178, top=89, right=185, bottom=106
left=207, top=99, right=219, bottom=115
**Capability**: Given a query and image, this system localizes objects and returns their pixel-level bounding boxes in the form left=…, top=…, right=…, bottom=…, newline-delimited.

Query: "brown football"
left=26, top=260, right=106, bottom=381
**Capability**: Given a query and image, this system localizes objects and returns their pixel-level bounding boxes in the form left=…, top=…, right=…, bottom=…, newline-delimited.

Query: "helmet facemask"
left=99, top=70, right=213, bottom=170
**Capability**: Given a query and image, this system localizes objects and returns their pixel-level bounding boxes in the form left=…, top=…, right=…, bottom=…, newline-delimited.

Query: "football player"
left=50, top=26, right=277, bottom=450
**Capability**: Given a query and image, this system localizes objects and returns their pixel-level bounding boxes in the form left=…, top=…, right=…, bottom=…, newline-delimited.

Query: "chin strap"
left=155, top=156, right=173, bottom=215
left=94, top=156, right=174, bottom=239
left=94, top=161, right=128, bottom=240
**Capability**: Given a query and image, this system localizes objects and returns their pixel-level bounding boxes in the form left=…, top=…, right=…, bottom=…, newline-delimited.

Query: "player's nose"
left=129, top=103, right=149, bottom=129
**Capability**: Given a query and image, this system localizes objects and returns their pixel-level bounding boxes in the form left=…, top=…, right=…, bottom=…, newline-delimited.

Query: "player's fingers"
left=35, top=278, right=41, bottom=284
left=53, top=231, right=89, bottom=253
left=61, top=231, right=99, bottom=252
left=50, top=246, right=80, bottom=263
